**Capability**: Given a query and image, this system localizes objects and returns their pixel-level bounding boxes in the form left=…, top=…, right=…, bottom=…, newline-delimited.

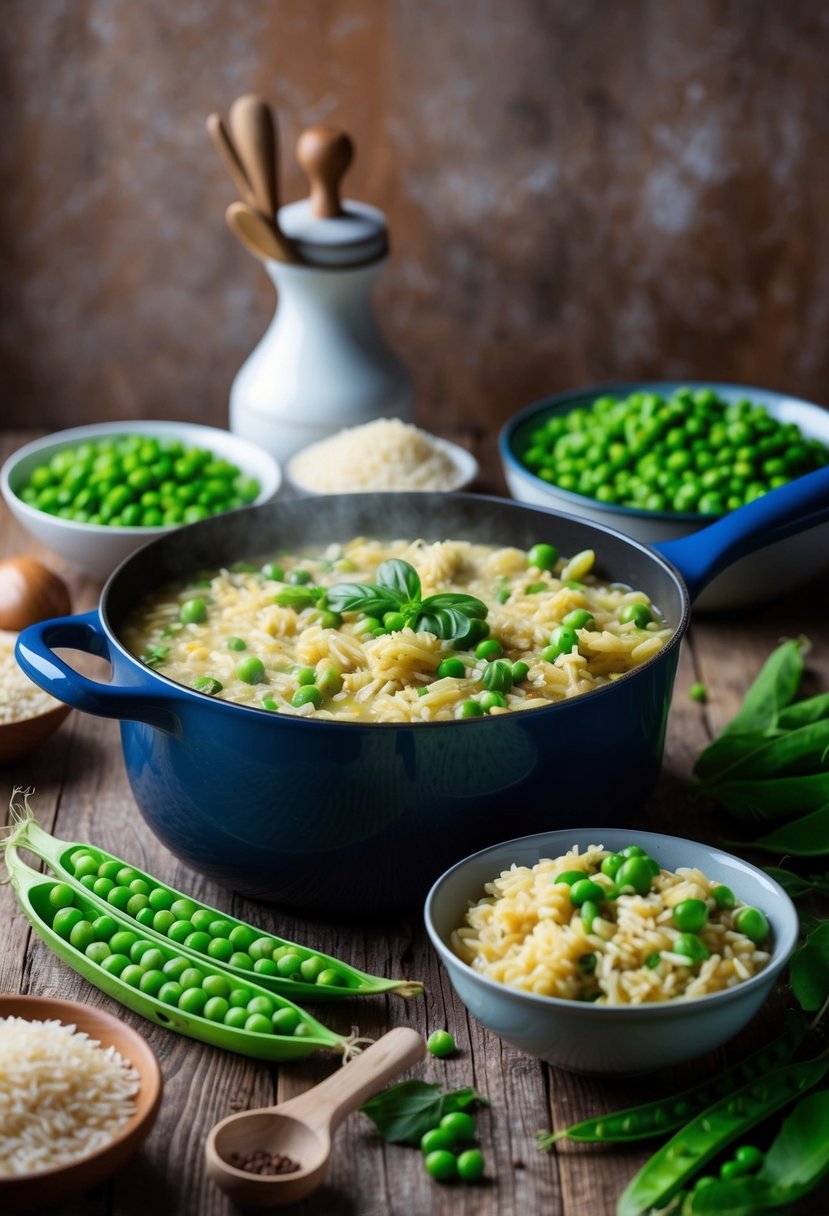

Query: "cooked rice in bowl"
left=451, top=844, right=772, bottom=1005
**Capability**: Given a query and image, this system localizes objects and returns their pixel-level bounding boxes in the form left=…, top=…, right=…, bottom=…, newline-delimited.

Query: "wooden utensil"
left=205, top=1026, right=425, bottom=1207
left=297, top=125, right=354, bottom=218
left=225, top=201, right=296, bottom=263
left=206, top=113, right=257, bottom=208
left=229, top=93, right=279, bottom=219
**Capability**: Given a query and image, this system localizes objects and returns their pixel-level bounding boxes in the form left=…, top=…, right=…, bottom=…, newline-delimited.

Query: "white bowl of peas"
left=1, top=421, right=281, bottom=582
left=500, top=382, right=829, bottom=610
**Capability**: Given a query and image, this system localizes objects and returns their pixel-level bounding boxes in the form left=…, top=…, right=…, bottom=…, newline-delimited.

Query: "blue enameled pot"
left=16, top=476, right=829, bottom=913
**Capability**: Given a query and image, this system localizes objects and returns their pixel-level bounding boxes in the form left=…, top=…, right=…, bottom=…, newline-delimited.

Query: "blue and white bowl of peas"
left=1, top=420, right=281, bottom=581
left=500, top=382, right=829, bottom=610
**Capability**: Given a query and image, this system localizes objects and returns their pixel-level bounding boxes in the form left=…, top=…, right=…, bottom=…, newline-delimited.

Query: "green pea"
left=227, top=636, right=248, bottom=651
left=178, top=988, right=208, bottom=1015
left=101, top=953, right=130, bottom=977
left=527, top=543, right=558, bottom=571
left=317, top=667, right=344, bottom=696
left=260, top=563, right=283, bottom=582
left=712, top=884, right=736, bottom=909
left=601, top=853, right=624, bottom=879
left=180, top=967, right=206, bottom=990
left=170, top=898, right=197, bottom=920
left=80, top=875, right=98, bottom=890
left=69, top=921, right=95, bottom=951
left=426, top=1029, right=456, bottom=1058
left=160, top=957, right=188, bottom=981
left=237, top=656, right=266, bottom=684
left=244, top=1013, right=273, bottom=1035
left=71, top=854, right=99, bottom=879
left=436, top=658, right=465, bottom=679
left=157, top=981, right=184, bottom=1005
left=457, top=1148, right=485, bottom=1181
left=134, top=907, right=155, bottom=928
left=562, top=609, right=595, bottom=630
left=272, top=1007, right=302, bottom=1035
left=167, top=919, right=194, bottom=943
left=421, top=1127, right=455, bottom=1154
left=248, top=937, right=274, bottom=961
left=569, top=879, right=604, bottom=907
left=207, top=938, right=234, bottom=962
left=121, top=964, right=145, bottom=987
left=180, top=598, right=207, bottom=624
left=229, top=951, right=253, bottom=969
left=383, top=611, right=406, bottom=632
left=277, top=954, right=303, bottom=978
left=147, top=887, right=174, bottom=912
left=296, top=666, right=317, bottom=687
left=581, top=901, right=600, bottom=934
left=440, top=1111, right=476, bottom=1144
left=458, top=700, right=485, bottom=718
left=49, top=883, right=76, bottom=910
left=479, top=690, right=507, bottom=711
left=109, top=930, right=138, bottom=955
left=475, top=639, right=503, bottom=661
left=91, top=915, right=118, bottom=942
left=97, top=860, right=122, bottom=881
left=139, top=969, right=166, bottom=996
left=129, top=940, right=155, bottom=963
left=84, top=941, right=111, bottom=966
left=673, top=933, right=710, bottom=963
left=292, top=685, right=322, bottom=709
left=424, top=1149, right=457, bottom=1181
left=126, top=893, right=149, bottom=916
left=129, top=878, right=151, bottom=896
left=139, top=948, right=165, bottom=972
left=187, top=909, right=212, bottom=933
left=734, top=906, right=770, bottom=944
left=645, top=952, right=662, bottom=969
left=543, top=625, right=578, bottom=661
left=204, top=996, right=230, bottom=1022
left=316, top=968, right=345, bottom=987
left=733, top=1145, right=764, bottom=1173
left=616, top=857, right=655, bottom=896
left=673, top=899, right=709, bottom=933
left=511, top=660, right=530, bottom=682
left=228, top=924, right=256, bottom=950
left=253, top=958, right=278, bottom=976
left=300, top=956, right=325, bottom=983
left=149, top=910, right=175, bottom=935
left=555, top=870, right=588, bottom=886
left=224, top=1007, right=249, bottom=1029
left=228, top=988, right=251, bottom=1008
left=619, top=602, right=653, bottom=627
left=247, top=995, right=275, bottom=1017
left=52, top=907, right=84, bottom=938
left=185, top=931, right=212, bottom=953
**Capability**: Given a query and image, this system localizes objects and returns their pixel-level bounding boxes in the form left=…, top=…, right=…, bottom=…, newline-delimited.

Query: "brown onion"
left=0, top=557, right=71, bottom=631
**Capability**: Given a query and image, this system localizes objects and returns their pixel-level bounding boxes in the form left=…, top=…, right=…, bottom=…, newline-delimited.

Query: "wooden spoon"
left=297, top=125, right=354, bottom=218
left=229, top=93, right=279, bottom=219
left=205, top=1026, right=425, bottom=1207
left=225, top=201, right=296, bottom=263
left=206, top=113, right=257, bottom=209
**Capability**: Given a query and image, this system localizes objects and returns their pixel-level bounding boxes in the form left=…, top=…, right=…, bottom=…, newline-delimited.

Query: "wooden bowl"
left=0, top=994, right=163, bottom=1212
left=0, top=629, right=71, bottom=763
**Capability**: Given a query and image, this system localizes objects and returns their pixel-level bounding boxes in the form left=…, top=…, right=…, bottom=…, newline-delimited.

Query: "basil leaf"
left=376, top=559, right=422, bottom=602
left=359, top=1080, right=487, bottom=1145
left=415, top=606, right=476, bottom=640
left=750, top=804, right=829, bottom=856
left=721, top=638, right=806, bottom=737
left=273, top=586, right=324, bottom=609
left=789, top=923, right=829, bottom=1012
left=323, top=582, right=400, bottom=615
left=421, top=592, right=489, bottom=620
left=483, top=659, right=514, bottom=693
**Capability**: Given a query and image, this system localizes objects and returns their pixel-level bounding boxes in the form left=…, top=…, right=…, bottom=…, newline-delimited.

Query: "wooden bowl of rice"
left=0, top=631, right=71, bottom=764
left=0, top=994, right=162, bottom=1211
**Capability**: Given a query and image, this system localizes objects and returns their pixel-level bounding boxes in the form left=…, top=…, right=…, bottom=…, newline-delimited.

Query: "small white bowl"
left=1, top=421, right=281, bottom=582
left=425, top=828, right=798, bottom=1076
left=285, top=431, right=478, bottom=496
left=500, top=382, right=829, bottom=611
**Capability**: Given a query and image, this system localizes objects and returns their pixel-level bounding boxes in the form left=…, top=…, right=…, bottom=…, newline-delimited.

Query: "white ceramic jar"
left=229, top=130, right=413, bottom=465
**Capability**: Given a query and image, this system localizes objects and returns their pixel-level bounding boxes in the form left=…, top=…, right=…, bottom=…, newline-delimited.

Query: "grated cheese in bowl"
left=287, top=417, right=477, bottom=493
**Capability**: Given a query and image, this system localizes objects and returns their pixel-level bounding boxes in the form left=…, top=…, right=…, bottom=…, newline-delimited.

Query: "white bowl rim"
left=424, top=826, right=799, bottom=1019
left=285, top=429, right=479, bottom=495
left=0, top=420, right=282, bottom=538
left=499, top=379, right=829, bottom=524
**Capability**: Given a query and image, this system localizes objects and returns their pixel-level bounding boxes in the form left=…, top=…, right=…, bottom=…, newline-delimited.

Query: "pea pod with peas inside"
left=9, top=812, right=422, bottom=1001
left=616, top=1050, right=829, bottom=1215
left=4, top=845, right=352, bottom=1062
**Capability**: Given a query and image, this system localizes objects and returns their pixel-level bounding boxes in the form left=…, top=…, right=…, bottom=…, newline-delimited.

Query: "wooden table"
left=2, top=427, right=827, bottom=1216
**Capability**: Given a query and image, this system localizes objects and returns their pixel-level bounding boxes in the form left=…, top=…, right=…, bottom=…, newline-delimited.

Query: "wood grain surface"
left=1, top=429, right=828, bottom=1215
left=2, top=2, right=829, bottom=436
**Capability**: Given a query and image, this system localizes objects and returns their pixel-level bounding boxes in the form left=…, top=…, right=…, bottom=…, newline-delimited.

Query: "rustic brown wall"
left=2, top=0, right=828, bottom=439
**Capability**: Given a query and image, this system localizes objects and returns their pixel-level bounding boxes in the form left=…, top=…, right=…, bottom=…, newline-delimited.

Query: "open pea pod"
left=16, top=816, right=422, bottom=1001
left=5, top=845, right=349, bottom=1063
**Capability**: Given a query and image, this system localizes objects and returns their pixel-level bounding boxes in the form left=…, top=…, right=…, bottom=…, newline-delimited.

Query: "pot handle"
left=654, top=465, right=829, bottom=602
left=15, top=610, right=182, bottom=733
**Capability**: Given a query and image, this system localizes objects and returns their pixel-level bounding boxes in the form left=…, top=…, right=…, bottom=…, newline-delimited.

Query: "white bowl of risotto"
left=424, top=829, right=798, bottom=1075
left=0, top=994, right=162, bottom=1211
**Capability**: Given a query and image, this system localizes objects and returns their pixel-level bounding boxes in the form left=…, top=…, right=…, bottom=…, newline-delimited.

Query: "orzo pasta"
left=120, top=538, right=672, bottom=724
left=451, top=844, right=772, bottom=1005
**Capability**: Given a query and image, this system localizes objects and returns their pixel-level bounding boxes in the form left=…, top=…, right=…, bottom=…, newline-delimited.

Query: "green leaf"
left=751, top=804, right=829, bottom=856
left=693, top=731, right=779, bottom=785
left=703, top=772, right=829, bottom=822
left=725, top=720, right=829, bottom=779
left=759, top=1088, right=829, bottom=1192
left=720, top=638, right=806, bottom=737
left=415, top=605, right=475, bottom=640
left=789, top=923, right=829, bottom=1012
left=421, top=592, right=489, bottom=620
left=763, top=866, right=829, bottom=899
left=273, top=585, right=324, bottom=609
left=323, top=582, right=400, bottom=615
left=358, top=1080, right=487, bottom=1145
left=376, top=559, right=422, bottom=602
left=778, top=691, right=829, bottom=730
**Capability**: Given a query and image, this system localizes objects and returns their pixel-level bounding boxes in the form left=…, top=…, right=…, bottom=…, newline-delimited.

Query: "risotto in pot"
left=451, top=844, right=772, bottom=1005
left=120, top=537, right=672, bottom=724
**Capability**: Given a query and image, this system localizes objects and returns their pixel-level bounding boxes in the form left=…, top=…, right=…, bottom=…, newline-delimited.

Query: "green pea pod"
left=13, top=815, right=422, bottom=1001
left=685, top=1089, right=829, bottom=1213
left=777, top=691, right=829, bottom=730
left=702, top=720, right=829, bottom=784
left=719, top=639, right=806, bottom=737
left=5, top=846, right=348, bottom=1062
left=616, top=1053, right=829, bottom=1216
left=537, top=1013, right=804, bottom=1147
left=702, top=772, right=829, bottom=822
left=749, top=804, right=829, bottom=857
